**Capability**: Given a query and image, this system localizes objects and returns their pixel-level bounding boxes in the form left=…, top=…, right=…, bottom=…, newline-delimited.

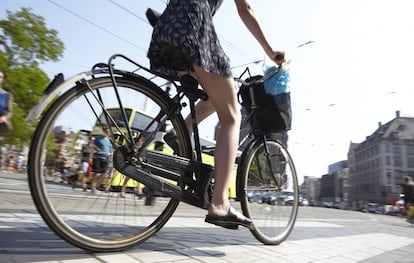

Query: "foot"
left=135, top=190, right=144, bottom=199
left=120, top=192, right=126, bottom=198
left=205, top=206, right=253, bottom=230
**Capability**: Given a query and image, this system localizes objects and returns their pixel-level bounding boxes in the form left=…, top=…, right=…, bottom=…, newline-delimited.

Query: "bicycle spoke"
left=240, top=138, right=298, bottom=245
left=28, top=75, right=190, bottom=251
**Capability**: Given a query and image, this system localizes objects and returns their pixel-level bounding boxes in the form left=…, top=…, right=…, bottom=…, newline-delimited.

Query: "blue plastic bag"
left=263, top=66, right=290, bottom=95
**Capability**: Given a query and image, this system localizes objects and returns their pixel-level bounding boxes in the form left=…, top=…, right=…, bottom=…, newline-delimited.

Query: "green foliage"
left=0, top=8, right=64, bottom=66
left=7, top=65, right=48, bottom=114
left=1, top=105, right=31, bottom=147
left=0, top=8, right=65, bottom=146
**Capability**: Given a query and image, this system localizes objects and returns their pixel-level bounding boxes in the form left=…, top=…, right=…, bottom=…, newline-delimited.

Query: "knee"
left=234, top=110, right=242, bottom=126
left=220, top=110, right=241, bottom=127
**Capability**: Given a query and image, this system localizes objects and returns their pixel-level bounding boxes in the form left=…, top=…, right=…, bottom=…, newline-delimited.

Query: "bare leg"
left=136, top=183, right=143, bottom=195
left=82, top=173, right=89, bottom=191
left=120, top=177, right=130, bottom=197
left=91, top=173, right=105, bottom=191
left=184, top=99, right=215, bottom=134
left=192, top=66, right=242, bottom=217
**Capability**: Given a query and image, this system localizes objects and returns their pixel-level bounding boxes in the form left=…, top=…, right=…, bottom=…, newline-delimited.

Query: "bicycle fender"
left=26, top=71, right=90, bottom=122
left=235, top=137, right=258, bottom=200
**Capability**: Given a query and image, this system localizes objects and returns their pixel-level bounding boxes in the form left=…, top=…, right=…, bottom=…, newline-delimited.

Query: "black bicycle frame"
left=100, top=55, right=216, bottom=210
left=101, top=54, right=280, bottom=211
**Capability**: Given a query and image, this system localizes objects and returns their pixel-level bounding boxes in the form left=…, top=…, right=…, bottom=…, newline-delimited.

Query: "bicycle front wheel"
left=239, top=136, right=299, bottom=245
left=28, top=72, right=192, bottom=251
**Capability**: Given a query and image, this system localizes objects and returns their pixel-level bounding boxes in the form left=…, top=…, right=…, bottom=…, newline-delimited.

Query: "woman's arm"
left=234, top=0, right=284, bottom=65
left=0, top=93, right=12, bottom=123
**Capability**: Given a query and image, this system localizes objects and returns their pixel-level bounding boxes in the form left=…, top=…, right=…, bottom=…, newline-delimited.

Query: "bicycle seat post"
left=156, top=44, right=207, bottom=163
left=180, top=75, right=203, bottom=162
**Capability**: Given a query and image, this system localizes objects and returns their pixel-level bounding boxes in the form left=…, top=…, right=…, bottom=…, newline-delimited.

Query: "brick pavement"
left=1, top=172, right=414, bottom=263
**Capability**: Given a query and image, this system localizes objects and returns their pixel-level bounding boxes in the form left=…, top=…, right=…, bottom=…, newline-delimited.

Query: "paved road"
left=1, top=171, right=414, bottom=263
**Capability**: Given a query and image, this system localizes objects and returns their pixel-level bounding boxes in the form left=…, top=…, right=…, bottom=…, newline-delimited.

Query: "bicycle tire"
left=28, top=73, right=192, bottom=251
left=239, top=136, right=299, bottom=245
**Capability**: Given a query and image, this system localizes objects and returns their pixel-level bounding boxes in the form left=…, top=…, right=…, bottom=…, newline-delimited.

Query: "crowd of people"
left=0, top=148, right=26, bottom=173
left=77, top=128, right=143, bottom=198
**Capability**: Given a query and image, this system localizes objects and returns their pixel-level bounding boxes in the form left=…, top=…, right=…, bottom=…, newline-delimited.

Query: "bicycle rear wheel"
left=239, top=136, right=298, bottom=245
left=28, top=72, right=191, bottom=251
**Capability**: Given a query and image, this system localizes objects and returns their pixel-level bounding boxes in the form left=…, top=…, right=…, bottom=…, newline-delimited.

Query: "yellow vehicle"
left=90, top=107, right=237, bottom=198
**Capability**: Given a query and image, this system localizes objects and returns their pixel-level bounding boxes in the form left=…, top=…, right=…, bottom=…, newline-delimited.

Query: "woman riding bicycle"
left=148, top=0, right=285, bottom=229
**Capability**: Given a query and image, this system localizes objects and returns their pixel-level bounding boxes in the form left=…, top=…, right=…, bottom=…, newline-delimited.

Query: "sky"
left=2, top=0, right=414, bottom=183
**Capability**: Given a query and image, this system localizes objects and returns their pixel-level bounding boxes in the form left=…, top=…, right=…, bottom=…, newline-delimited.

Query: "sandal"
left=205, top=206, right=254, bottom=230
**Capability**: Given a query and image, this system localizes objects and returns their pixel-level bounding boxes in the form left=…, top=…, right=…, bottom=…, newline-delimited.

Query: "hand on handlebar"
left=269, top=51, right=285, bottom=66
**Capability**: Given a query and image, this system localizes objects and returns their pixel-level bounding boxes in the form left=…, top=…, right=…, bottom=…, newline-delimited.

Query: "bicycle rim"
left=240, top=138, right=298, bottom=245
left=28, top=75, right=191, bottom=251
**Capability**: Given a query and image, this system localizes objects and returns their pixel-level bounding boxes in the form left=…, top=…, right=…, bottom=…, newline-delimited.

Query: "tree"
left=0, top=8, right=64, bottom=146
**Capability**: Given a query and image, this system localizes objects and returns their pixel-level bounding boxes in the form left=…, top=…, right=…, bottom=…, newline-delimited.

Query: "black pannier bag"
left=238, top=75, right=292, bottom=134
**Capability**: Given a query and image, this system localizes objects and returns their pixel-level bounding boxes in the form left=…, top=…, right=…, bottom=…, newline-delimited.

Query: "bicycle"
left=27, top=27, right=298, bottom=254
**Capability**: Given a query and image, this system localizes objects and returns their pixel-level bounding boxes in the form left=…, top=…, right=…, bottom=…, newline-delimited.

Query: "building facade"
left=319, top=160, right=349, bottom=208
left=348, top=111, right=414, bottom=208
left=302, top=176, right=321, bottom=206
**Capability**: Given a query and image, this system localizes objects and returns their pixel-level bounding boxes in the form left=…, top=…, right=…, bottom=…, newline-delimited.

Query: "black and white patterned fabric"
left=147, top=0, right=232, bottom=77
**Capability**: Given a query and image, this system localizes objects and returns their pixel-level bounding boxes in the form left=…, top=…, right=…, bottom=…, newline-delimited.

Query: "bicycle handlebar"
left=275, top=53, right=284, bottom=61
left=234, top=65, right=282, bottom=87
left=234, top=52, right=285, bottom=86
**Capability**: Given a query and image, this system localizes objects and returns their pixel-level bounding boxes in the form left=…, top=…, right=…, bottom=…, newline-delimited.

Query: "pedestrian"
left=0, top=69, right=13, bottom=134
left=401, top=175, right=414, bottom=211
left=16, top=154, right=24, bottom=173
left=78, top=158, right=89, bottom=189
left=103, top=148, right=115, bottom=193
left=6, top=153, right=16, bottom=172
left=148, top=0, right=285, bottom=229
left=81, top=136, right=95, bottom=192
left=119, top=177, right=143, bottom=198
left=90, top=128, right=112, bottom=194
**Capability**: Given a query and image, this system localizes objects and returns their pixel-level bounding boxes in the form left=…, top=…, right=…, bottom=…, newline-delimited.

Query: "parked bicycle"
left=27, top=14, right=298, bottom=253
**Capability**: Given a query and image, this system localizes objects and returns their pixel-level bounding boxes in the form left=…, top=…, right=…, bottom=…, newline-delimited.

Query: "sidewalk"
left=1, top=172, right=414, bottom=262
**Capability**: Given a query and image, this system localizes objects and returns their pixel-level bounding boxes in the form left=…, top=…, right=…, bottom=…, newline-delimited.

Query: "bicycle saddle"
left=146, top=8, right=161, bottom=27
left=159, top=46, right=192, bottom=72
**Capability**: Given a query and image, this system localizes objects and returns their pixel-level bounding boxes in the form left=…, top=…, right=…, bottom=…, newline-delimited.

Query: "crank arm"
left=113, top=148, right=206, bottom=207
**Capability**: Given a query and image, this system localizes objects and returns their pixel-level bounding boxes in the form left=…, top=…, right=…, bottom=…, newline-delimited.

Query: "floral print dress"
left=148, top=0, right=232, bottom=77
